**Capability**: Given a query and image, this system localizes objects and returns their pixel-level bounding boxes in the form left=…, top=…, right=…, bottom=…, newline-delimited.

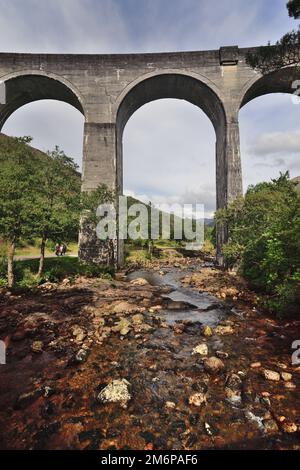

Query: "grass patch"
left=14, top=240, right=78, bottom=257
left=0, top=256, right=114, bottom=288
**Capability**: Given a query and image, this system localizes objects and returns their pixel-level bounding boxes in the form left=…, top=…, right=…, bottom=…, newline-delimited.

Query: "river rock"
left=165, top=401, right=176, bottom=409
left=202, top=325, right=213, bottom=337
left=226, top=373, right=243, bottom=390
left=216, top=351, right=229, bottom=359
left=149, top=305, right=162, bottom=313
left=203, top=357, right=225, bottom=375
left=188, top=392, right=207, bottom=407
left=284, top=381, right=296, bottom=390
left=263, top=419, right=279, bottom=434
left=72, top=325, right=86, bottom=343
left=214, top=325, right=234, bottom=335
left=112, top=318, right=131, bottom=336
left=131, top=314, right=144, bottom=324
left=31, top=341, right=43, bottom=353
left=114, top=273, right=127, bottom=281
left=192, top=343, right=208, bottom=357
left=263, top=369, right=280, bottom=382
left=282, top=421, right=298, bottom=433
left=130, top=278, right=149, bottom=286
left=173, top=323, right=185, bottom=334
left=250, top=362, right=261, bottom=369
left=97, top=379, right=131, bottom=407
left=75, top=348, right=89, bottom=363
left=225, top=387, right=241, bottom=404
left=281, top=372, right=292, bottom=382
left=112, top=301, right=144, bottom=315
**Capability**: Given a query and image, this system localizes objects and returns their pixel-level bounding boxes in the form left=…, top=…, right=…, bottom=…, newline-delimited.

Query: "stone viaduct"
left=0, top=46, right=298, bottom=265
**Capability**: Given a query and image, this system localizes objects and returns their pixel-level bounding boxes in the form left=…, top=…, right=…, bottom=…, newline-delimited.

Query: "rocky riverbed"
left=0, top=256, right=299, bottom=450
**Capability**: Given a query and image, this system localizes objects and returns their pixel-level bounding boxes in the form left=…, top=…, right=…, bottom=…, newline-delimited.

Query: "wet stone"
left=31, top=341, right=44, bottom=354
left=188, top=392, right=207, bottom=407
left=97, top=379, right=131, bottom=407
left=203, top=357, right=225, bottom=375
left=192, top=343, right=208, bottom=356
left=282, top=421, right=298, bottom=434
left=263, top=369, right=280, bottom=382
left=202, top=325, right=213, bottom=337
left=263, top=419, right=279, bottom=434
left=281, top=372, right=292, bottom=382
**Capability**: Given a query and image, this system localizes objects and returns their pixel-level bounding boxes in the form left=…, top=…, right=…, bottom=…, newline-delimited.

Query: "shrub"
left=218, top=173, right=300, bottom=316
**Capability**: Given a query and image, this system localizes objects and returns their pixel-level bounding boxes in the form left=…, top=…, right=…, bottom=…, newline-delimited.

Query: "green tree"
left=247, top=1, right=300, bottom=73
left=33, top=146, right=81, bottom=277
left=287, top=0, right=300, bottom=19
left=217, top=173, right=300, bottom=315
left=0, top=136, right=39, bottom=287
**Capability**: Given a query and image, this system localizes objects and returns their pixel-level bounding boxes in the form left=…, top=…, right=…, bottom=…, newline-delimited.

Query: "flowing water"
left=127, top=266, right=229, bottom=326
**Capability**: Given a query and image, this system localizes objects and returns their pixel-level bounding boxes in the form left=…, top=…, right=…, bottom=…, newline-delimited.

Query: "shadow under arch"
left=240, top=66, right=300, bottom=108
left=0, top=72, right=85, bottom=130
left=116, top=73, right=227, bottom=207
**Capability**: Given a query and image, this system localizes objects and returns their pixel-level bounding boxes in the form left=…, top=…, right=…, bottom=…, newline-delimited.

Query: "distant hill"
left=0, top=133, right=50, bottom=161
left=204, top=218, right=214, bottom=226
left=292, top=176, right=300, bottom=192
left=0, top=133, right=81, bottom=178
left=0, top=134, right=215, bottom=232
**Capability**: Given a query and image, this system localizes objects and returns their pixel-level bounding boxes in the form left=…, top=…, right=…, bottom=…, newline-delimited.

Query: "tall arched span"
left=0, top=72, right=85, bottom=130
left=239, top=66, right=300, bottom=192
left=114, top=72, right=228, bottom=264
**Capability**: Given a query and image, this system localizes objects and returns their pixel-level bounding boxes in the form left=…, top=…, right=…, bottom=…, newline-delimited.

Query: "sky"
left=1, top=0, right=300, bottom=216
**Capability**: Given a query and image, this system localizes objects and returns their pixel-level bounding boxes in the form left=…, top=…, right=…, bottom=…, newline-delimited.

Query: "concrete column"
left=226, top=114, right=243, bottom=202
left=216, top=113, right=243, bottom=265
left=79, top=122, right=118, bottom=266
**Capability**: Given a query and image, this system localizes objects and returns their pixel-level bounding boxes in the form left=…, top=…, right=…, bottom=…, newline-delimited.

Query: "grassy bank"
left=0, top=256, right=113, bottom=288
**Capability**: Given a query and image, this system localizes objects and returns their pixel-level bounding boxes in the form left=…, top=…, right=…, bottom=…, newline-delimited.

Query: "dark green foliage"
left=33, top=145, right=81, bottom=243
left=0, top=256, right=113, bottom=287
left=247, top=33, right=300, bottom=74
left=287, top=0, right=300, bottom=19
left=247, top=1, right=300, bottom=73
left=0, top=134, right=83, bottom=283
left=0, top=135, right=39, bottom=242
left=217, top=173, right=300, bottom=316
left=81, top=184, right=116, bottom=226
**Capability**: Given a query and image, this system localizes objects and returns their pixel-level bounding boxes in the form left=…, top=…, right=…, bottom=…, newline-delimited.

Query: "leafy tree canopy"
left=247, top=1, right=300, bottom=73
left=217, top=173, right=300, bottom=316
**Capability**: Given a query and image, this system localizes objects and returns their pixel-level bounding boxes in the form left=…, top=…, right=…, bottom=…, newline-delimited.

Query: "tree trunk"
left=7, top=240, right=15, bottom=288
left=37, top=236, right=47, bottom=277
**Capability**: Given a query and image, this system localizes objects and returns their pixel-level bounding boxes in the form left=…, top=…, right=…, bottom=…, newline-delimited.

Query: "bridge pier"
left=79, top=121, right=119, bottom=266
left=216, top=112, right=243, bottom=265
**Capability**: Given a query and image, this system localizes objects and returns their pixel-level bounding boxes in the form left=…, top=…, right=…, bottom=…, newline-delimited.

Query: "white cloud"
left=250, top=130, right=300, bottom=156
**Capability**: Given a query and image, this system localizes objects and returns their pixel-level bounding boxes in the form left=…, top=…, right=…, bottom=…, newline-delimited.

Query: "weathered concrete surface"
left=0, top=46, right=298, bottom=265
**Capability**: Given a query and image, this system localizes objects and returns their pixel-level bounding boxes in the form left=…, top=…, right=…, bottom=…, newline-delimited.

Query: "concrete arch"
left=115, top=71, right=227, bottom=195
left=115, top=71, right=226, bottom=136
left=114, top=72, right=231, bottom=265
left=240, top=66, right=300, bottom=109
left=0, top=70, right=85, bottom=130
